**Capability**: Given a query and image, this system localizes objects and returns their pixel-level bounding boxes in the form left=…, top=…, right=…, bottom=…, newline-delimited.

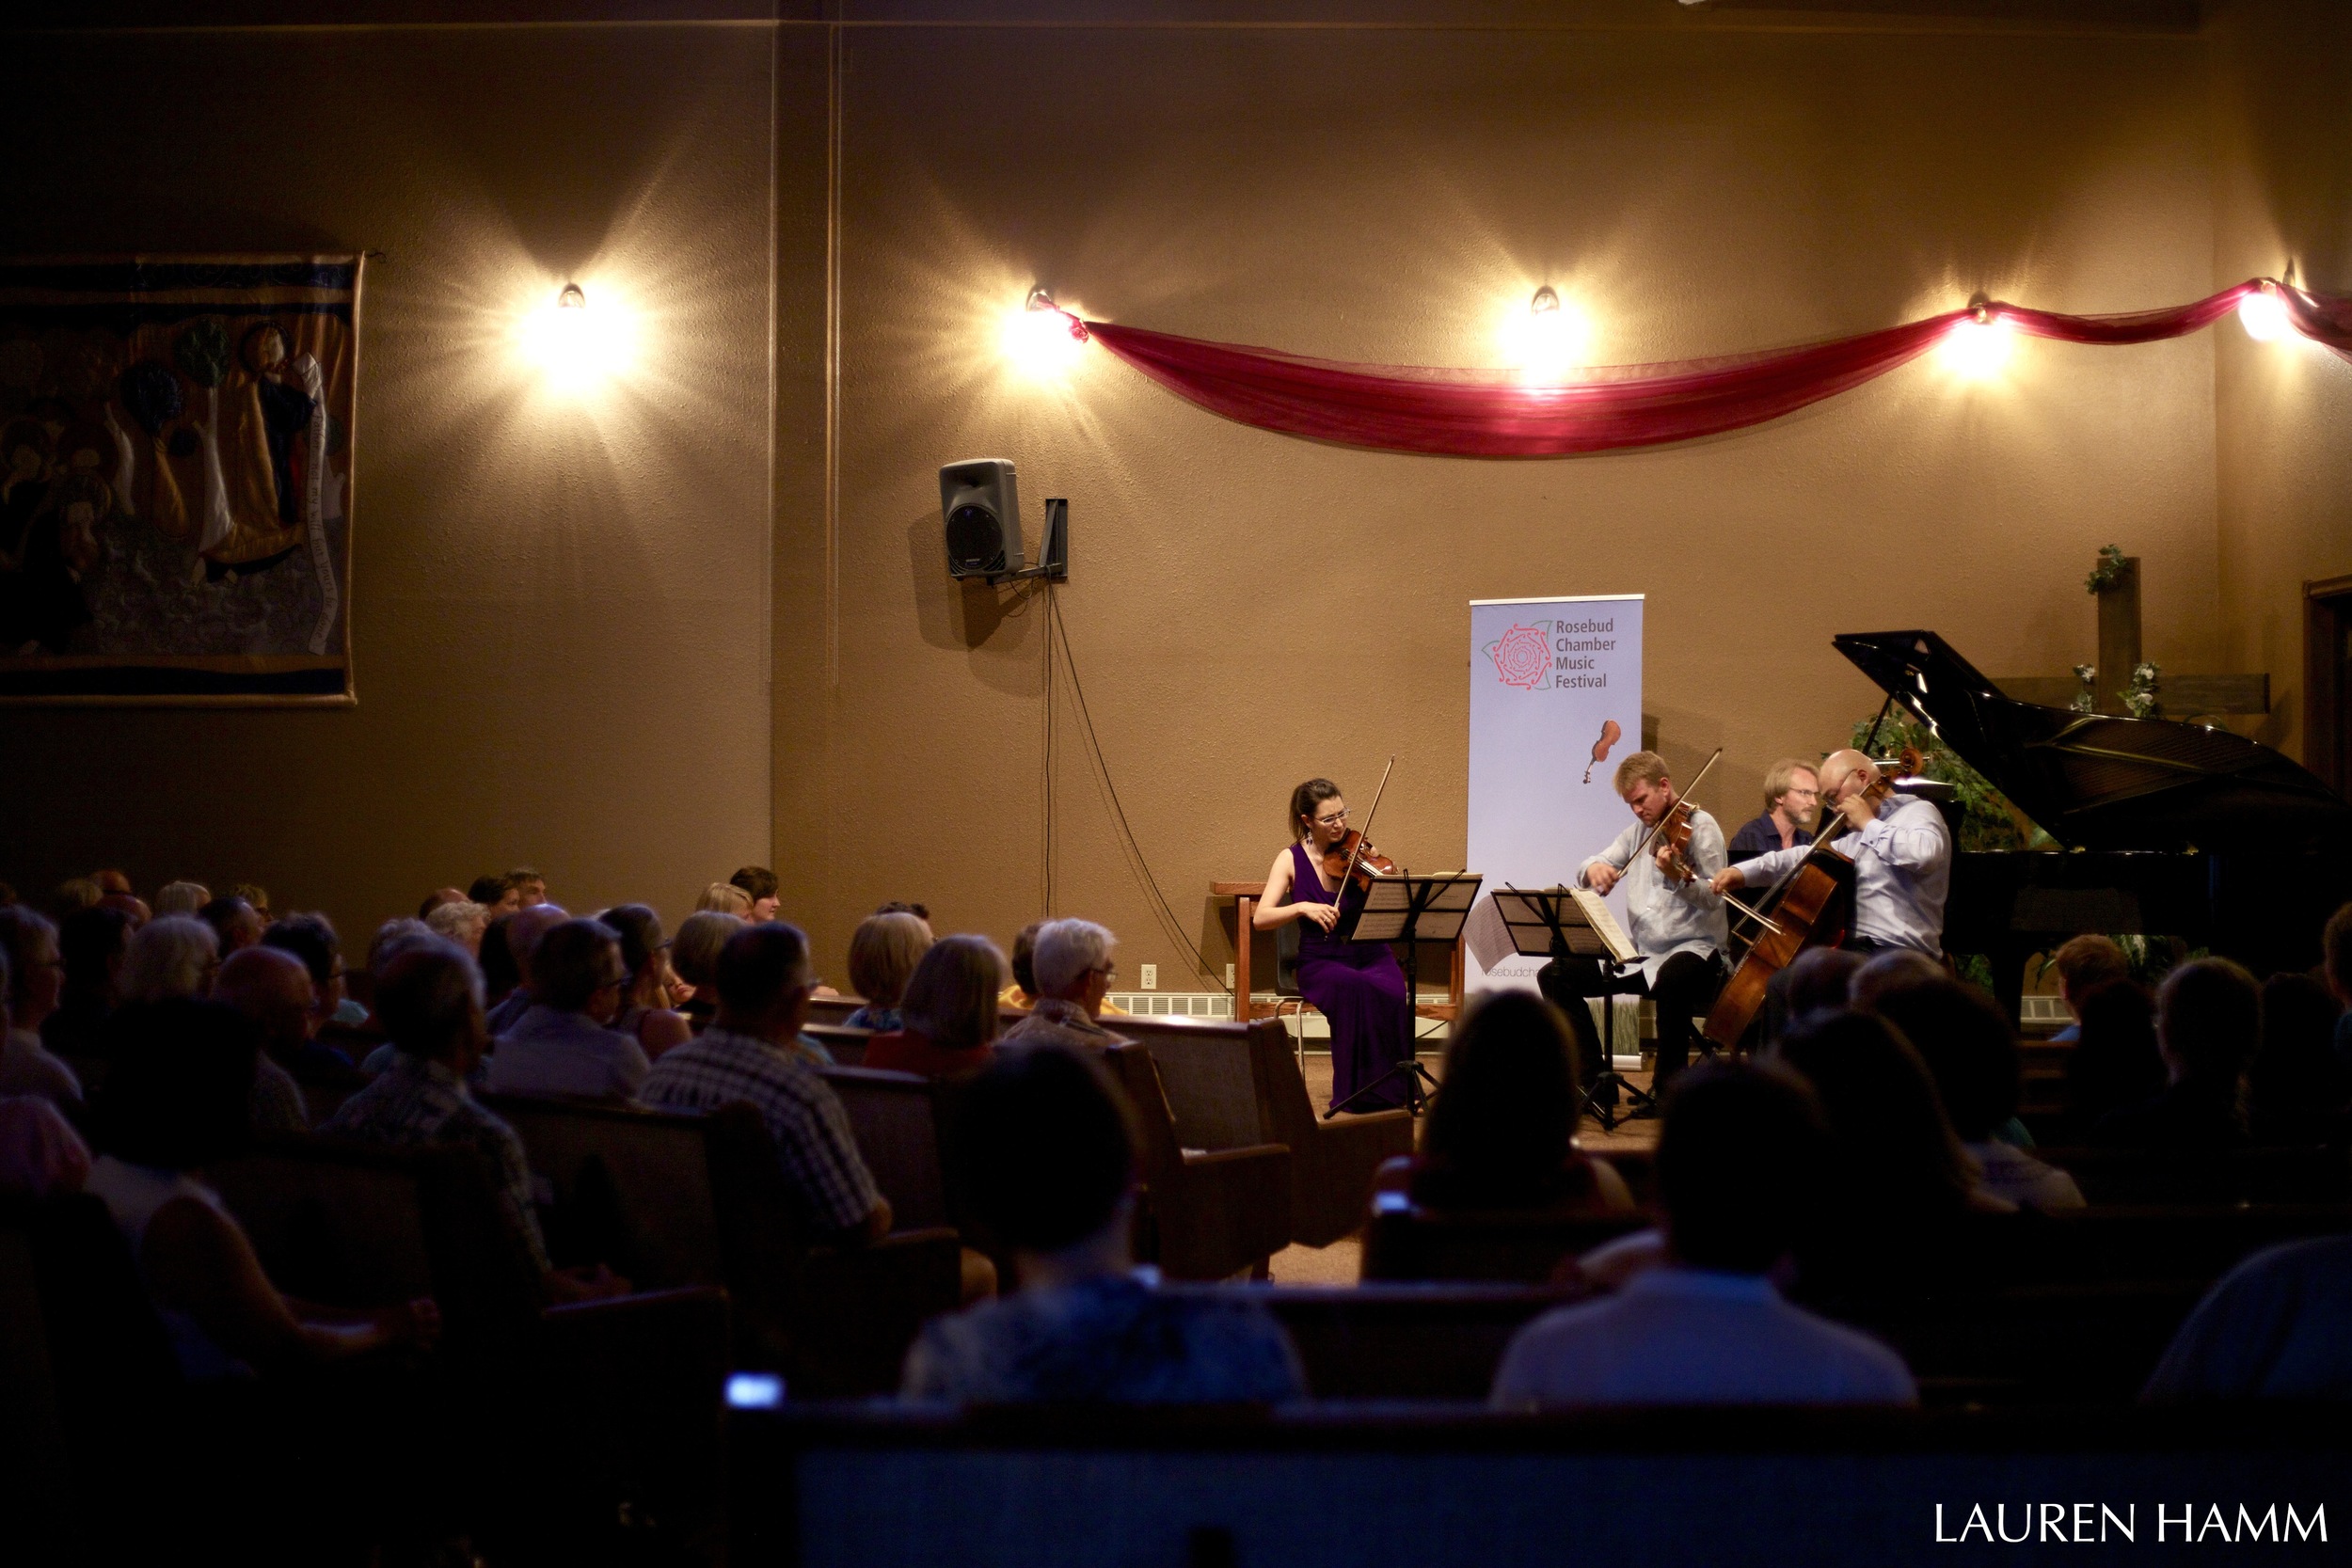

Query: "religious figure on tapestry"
left=0, top=256, right=360, bottom=702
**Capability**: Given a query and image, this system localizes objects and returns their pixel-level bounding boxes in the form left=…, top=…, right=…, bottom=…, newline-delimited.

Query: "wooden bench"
left=2030, top=1144, right=2351, bottom=1204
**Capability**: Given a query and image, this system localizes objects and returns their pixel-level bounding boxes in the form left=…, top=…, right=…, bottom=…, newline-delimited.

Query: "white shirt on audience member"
left=485, top=1004, right=649, bottom=1100
left=1490, top=1266, right=1917, bottom=1407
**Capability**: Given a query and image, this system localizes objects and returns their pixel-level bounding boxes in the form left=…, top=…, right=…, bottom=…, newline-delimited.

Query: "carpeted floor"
left=1263, top=1048, right=1658, bottom=1287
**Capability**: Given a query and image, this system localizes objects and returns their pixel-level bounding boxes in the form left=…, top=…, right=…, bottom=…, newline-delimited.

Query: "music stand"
left=1490, top=885, right=1656, bottom=1132
left=1325, top=871, right=1484, bottom=1118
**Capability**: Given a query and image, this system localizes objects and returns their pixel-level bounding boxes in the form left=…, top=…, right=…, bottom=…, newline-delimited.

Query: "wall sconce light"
left=1939, top=293, right=2014, bottom=379
left=1001, top=285, right=1089, bottom=378
left=524, top=278, right=625, bottom=390
left=2236, top=278, right=2290, bottom=342
left=1502, top=284, right=1587, bottom=384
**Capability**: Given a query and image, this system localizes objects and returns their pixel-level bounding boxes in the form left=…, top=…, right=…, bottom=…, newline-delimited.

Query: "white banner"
left=1465, top=594, right=1645, bottom=991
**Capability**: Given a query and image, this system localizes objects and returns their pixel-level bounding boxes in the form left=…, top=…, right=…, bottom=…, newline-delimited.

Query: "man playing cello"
left=1708, top=748, right=1951, bottom=957
left=1540, top=751, right=1729, bottom=1116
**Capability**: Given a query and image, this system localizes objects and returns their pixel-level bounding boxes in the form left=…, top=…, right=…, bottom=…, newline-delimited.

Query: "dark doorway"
left=2308, top=575, right=2352, bottom=796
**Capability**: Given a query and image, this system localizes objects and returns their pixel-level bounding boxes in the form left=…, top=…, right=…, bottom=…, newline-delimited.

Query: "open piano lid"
left=1834, top=630, right=2352, bottom=855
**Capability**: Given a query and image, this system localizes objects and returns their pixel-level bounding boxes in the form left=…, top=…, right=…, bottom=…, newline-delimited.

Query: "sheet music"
left=1340, top=872, right=1485, bottom=943
left=1486, top=885, right=1640, bottom=963
left=1568, top=888, right=1638, bottom=964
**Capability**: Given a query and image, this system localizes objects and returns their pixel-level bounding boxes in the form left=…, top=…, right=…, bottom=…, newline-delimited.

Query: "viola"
left=1321, top=828, right=1400, bottom=897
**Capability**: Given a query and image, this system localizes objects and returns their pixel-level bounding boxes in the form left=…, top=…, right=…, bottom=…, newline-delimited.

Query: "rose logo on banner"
left=1485, top=623, right=1552, bottom=689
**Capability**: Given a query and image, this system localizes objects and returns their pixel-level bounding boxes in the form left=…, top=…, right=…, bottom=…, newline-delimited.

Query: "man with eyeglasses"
left=1727, top=759, right=1820, bottom=865
left=1000, top=919, right=1132, bottom=1056
left=483, top=918, right=651, bottom=1100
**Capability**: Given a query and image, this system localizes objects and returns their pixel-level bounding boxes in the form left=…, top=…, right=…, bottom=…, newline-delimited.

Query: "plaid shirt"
left=639, top=1025, right=881, bottom=1236
left=320, top=1053, right=551, bottom=1276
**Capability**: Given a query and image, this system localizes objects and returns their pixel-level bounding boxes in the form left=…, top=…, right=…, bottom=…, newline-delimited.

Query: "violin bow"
left=1337, top=753, right=1398, bottom=895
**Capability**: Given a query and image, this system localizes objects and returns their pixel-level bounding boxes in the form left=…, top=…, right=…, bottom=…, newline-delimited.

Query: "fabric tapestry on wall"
left=0, top=255, right=362, bottom=704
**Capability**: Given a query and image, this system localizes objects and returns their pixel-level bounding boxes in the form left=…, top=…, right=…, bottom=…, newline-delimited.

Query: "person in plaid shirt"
left=640, top=922, right=891, bottom=1243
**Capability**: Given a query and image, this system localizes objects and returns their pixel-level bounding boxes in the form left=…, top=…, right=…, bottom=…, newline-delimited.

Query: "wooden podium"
left=1214, top=881, right=1468, bottom=1024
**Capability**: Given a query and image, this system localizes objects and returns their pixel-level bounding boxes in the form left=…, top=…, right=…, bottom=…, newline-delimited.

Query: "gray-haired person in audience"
left=119, top=913, right=220, bottom=1004
left=151, top=879, right=211, bottom=918
left=1492, top=1061, right=1917, bottom=1408
left=483, top=918, right=650, bottom=1100
left=669, top=909, right=746, bottom=1034
left=901, top=1043, right=1305, bottom=1404
left=483, top=901, right=573, bottom=1035
left=640, top=923, right=895, bottom=1245
left=998, top=919, right=1131, bottom=1056
left=424, top=897, right=491, bottom=957
left=0, top=906, right=81, bottom=1107
left=214, top=945, right=318, bottom=1133
left=842, top=911, right=931, bottom=1032
left=323, top=939, right=627, bottom=1304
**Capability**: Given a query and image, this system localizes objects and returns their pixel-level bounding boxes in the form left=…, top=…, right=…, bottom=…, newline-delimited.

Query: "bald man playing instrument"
left=1708, top=749, right=1952, bottom=958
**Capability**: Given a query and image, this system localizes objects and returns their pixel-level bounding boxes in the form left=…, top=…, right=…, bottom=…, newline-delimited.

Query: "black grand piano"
left=1835, top=630, right=2352, bottom=1023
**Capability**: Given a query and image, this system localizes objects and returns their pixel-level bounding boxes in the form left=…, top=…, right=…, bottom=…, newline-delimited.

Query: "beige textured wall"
left=809, top=18, right=2225, bottom=986
left=0, top=24, right=777, bottom=943
left=2211, top=0, right=2352, bottom=760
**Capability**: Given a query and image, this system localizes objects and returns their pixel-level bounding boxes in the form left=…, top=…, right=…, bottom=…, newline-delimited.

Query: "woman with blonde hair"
left=694, top=882, right=753, bottom=917
left=867, top=935, right=1006, bottom=1078
left=844, top=911, right=932, bottom=1032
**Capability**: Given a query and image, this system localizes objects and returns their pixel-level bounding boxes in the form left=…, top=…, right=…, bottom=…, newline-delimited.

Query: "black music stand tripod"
left=1324, top=870, right=1483, bottom=1119
left=1493, top=885, right=1656, bottom=1132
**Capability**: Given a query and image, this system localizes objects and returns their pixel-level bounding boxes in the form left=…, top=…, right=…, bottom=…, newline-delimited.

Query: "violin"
left=1628, top=748, right=1724, bottom=886
left=1322, top=829, right=1400, bottom=896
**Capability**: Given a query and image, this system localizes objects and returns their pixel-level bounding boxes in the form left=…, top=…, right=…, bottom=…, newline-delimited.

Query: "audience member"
left=1770, top=946, right=1865, bottom=1045
left=228, top=883, right=272, bottom=923
left=877, top=899, right=933, bottom=930
left=262, top=912, right=367, bottom=1052
left=152, top=879, right=211, bottom=917
left=418, top=887, right=467, bottom=920
left=480, top=914, right=521, bottom=1007
left=2048, top=934, right=2131, bottom=1043
left=998, top=919, right=1132, bottom=1056
left=0, top=907, right=81, bottom=1106
left=842, top=911, right=931, bottom=1032
left=2248, top=973, right=2347, bottom=1144
left=901, top=1044, right=1303, bottom=1403
left=484, top=918, right=650, bottom=1099
left=2326, top=902, right=2352, bottom=1078
left=694, top=882, right=752, bottom=917
left=120, top=914, right=220, bottom=1005
left=92, top=869, right=133, bottom=897
left=1387, top=990, right=1632, bottom=1213
left=324, top=940, right=624, bottom=1304
left=214, top=945, right=318, bottom=1133
left=2064, top=978, right=2165, bottom=1132
left=483, top=902, right=572, bottom=1034
left=509, top=866, right=549, bottom=908
left=1774, top=1009, right=2004, bottom=1313
left=0, top=1093, right=89, bottom=1198
left=2092, top=958, right=2259, bottom=1150
left=868, top=934, right=1006, bottom=1078
left=597, top=904, right=693, bottom=1059
left=1872, top=978, right=2083, bottom=1210
left=365, top=917, right=437, bottom=979
left=42, top=904, right=130, bottom=1058
left=99, top=892, right=152, bottom=929
left=641, top=924, right=892, bottom=1243
left=2142, top=1231, right=2352, bottom=1402
left=198, top=895, right=266, bottom=955
left=53, top=877, right=103, bottom=915
left=469, top=874, right=521, bottom=915
left=1847, top=949, right=1946, bottom=1014
left=87, top=999, right=438, bottom=1377
left=999, top=920, right=1045, bottom=1009
left=729, top=865, right=780, bottom=922
left=423, top=897, right=490, bottom=957
left=1491, top=1061, right=1915, bottom=1408
left=669, top=910, right=746, bottom=1033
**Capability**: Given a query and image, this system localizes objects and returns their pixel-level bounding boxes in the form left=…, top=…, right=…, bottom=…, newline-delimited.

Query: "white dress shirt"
left=1728, top=791, right=1950, bottom=955
left=1577, top=807, right=1729, bottom=983
left=1490, top=1267, right=1918, bottom=1407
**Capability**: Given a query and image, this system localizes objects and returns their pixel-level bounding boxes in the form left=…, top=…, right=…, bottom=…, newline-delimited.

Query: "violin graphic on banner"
left=1582, top=719, right=1622, bottom=784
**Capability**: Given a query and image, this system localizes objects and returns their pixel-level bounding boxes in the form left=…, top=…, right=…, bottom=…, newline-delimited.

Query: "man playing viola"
left=1539, top=751, right=1729, bottom=1117
left=1709, top=748, right=1950, bottom=957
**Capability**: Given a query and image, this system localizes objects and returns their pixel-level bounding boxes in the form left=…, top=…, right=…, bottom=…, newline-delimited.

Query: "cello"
left=1698, top=745, right=1921, bottom=1052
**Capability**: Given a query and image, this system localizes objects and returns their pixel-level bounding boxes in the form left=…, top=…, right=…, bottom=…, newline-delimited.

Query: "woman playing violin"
left=1254, top=778, right=1415, bottom=1113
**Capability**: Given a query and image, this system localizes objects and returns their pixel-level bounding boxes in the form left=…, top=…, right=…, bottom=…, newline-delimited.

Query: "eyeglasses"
left=1092, top=963, right=1119, bottom=981
left=1311, top=809, right=1349, bottom=828
left=1785, top=787, right=1820, bottom=801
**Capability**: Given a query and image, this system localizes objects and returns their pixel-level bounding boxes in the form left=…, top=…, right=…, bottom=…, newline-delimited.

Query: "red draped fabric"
left=1068, top=279, right=2339, bottom=459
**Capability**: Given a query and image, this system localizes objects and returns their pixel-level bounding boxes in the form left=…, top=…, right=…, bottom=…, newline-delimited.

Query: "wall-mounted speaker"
left=940, top=458, right=1024, bottom=580
left=939, top=459, right=1069, bottom=582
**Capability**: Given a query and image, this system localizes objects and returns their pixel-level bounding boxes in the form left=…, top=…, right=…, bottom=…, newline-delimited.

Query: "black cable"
left=1046, top=591, right=1231, bottom=997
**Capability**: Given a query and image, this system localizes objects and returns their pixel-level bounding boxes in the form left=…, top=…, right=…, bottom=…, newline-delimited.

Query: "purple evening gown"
left=1289, top=841, right=1413, bottom=1112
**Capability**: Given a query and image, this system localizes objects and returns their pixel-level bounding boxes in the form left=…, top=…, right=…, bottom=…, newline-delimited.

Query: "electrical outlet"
left=1223, top=963, right=1235, bottom=989
left=1139, top=963, right=1158, bottom=990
